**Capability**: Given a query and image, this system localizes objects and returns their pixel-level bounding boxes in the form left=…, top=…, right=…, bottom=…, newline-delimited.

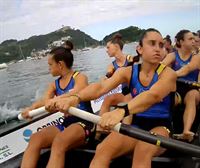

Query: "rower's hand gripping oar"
left=17, top=106, right=121, bottom=130
left=18, top=106, right=200, bottom=157
left=0, top=107, right=48, bottom=126
left=18, top=106, right=47, bottom=120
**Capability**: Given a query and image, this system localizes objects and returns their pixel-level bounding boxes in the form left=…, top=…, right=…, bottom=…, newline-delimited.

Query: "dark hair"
left=110, top=33, right=124, bottom=50
left=164, top=35, right=172, bottom=45
left=49, top=47, right=73, bottom=69
left=175, top=29, right=190, bottom=48
left=139, top=28, right=161, bottom=47
left=193, top=32, right=198, bottom=36
left=63, top=40, right=74, bottom=50
left=197, top=30, right=200, bottom=38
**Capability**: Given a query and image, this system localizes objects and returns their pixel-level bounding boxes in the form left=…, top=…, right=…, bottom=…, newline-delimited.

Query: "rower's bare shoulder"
left=115, top=66, right=133, bottom=83
left=162, top=52, right=176, bottom=66
left=164, top=66, right=176, bottom=75
left=167, top=52, right=176, bottom=58
left=117, top=65, right=132, bottom=74
left=162, top=66, right=177, bottom=81
left=48, top=81, right=56, bottom=90
left=75, top=72, right=87, bottom=79
left=74, top=72, right=88, bottom=85
left=192, top=53, right=200, bottom=61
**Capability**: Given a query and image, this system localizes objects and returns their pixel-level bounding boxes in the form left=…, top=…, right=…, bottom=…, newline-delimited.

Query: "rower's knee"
left=90, top=143, right=112, bottom=167
left=96, top=142, right=112, bottom=158
left=51, top=135, right=69, bottom=154
left=28, top=133, right=44, bottom=150
left=134, top=141, right=152, bottom=159
left=134, top=141, right=151, bottom=156
left=185, top=90, right=199, bottom=104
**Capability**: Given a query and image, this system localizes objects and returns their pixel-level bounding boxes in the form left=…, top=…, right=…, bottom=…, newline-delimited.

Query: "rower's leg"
left=21, top=126, right=59, bottom=168
left=46, top=123, right=85, bottom=168
left=90, top=131, right=136, bottom=168
left=183, top=90, right=200, bottom=137
left=132, top=126, right=170, bottom=168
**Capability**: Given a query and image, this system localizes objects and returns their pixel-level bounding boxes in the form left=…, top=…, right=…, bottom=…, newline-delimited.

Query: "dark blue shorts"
left=176, top=82, right=198, bottom=101
left=56, top=116, right=95, bottom=143
left=132, top=116, right=172, bottom=133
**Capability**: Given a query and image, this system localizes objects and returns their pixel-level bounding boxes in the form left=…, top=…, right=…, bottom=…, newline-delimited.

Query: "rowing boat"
left=0, top=86, right=122, bottom=167
left=0, top=80, right=200, bottom=167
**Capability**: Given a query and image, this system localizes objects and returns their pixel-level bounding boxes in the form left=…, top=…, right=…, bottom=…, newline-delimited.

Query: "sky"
left=0, top=0, right=199, bottom=43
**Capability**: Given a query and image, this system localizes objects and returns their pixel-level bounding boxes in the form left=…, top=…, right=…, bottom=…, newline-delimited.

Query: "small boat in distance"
left=81, top=47, right=91, bottom=52
left=0, top=63, right=8, bottom=70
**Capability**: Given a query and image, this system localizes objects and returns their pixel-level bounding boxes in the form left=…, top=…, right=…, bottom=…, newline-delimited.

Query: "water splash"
left=0, top=102, right=20, bottom=122
left=31, top=86, right=46, bottom=102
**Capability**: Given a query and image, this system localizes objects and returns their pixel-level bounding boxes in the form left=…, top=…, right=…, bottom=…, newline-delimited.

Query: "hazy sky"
left=0, top=0, right=199, bottom=43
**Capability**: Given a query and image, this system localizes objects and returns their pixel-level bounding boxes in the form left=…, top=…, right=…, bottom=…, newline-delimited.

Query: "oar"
left=18, top=107, right=47, bottom=120
left=0, top=107, right=48, bottom=126
left=177, top=79, right=200, bottom=89
left=17, top=106, right=200, bottom=157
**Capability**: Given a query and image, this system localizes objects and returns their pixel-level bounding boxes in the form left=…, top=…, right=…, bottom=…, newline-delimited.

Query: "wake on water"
left=0, top=87, right=45, bottom=122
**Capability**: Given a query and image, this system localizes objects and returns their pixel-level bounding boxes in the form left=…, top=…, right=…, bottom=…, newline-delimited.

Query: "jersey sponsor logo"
left=132, top=88, right=137, bottom=95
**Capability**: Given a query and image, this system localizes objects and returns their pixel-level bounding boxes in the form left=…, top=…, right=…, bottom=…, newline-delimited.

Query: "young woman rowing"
left=21, top=46, right=94, bottom=168
left=96, top=34, right=139, bottom=138
left=162, top=30, right=200, bottom=141
left=50, top=28, right=176, bottom=168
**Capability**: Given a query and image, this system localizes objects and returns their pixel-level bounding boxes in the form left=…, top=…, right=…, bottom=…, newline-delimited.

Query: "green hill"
left=0, top=27, right=99, bottom=63
left=102, top=26, right=145, bottom=44
left=0, top=25, right=145, bottom=64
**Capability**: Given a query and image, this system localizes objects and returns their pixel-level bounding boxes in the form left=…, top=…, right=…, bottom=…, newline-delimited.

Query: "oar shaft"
left=18, top=106, right=121, bottom=130
left=68, top=107, right=121, bottom=131
left=16, top=106, right=122, bottom=131
left=62, top=107, right=200, bottom=157
left=119, top=124, right=200, bottom=157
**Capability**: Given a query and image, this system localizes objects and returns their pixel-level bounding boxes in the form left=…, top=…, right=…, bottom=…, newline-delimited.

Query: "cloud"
left=0, top=0, right=199, bottom=42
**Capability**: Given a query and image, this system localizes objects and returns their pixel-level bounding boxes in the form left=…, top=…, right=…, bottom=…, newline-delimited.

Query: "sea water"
left=0, top=43, right=137, bottom=123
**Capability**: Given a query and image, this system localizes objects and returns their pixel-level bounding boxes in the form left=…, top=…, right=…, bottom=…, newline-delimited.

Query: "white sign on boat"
left=91, top=84, right=122, bottom=113
left=0, top=112, right=64, bottom=164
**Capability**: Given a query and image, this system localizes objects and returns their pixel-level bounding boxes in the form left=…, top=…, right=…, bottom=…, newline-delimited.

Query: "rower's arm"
left=53, top=67, right=131, bottom=114
left=162, top=52, right=175, bottom=67
left=127, top=67, right=177, bottom=115
left=105, top=64, right=115, bottom=78
left=78, top=67, right=130, bottom=102
left=176, top=54, right=200, bottom=77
